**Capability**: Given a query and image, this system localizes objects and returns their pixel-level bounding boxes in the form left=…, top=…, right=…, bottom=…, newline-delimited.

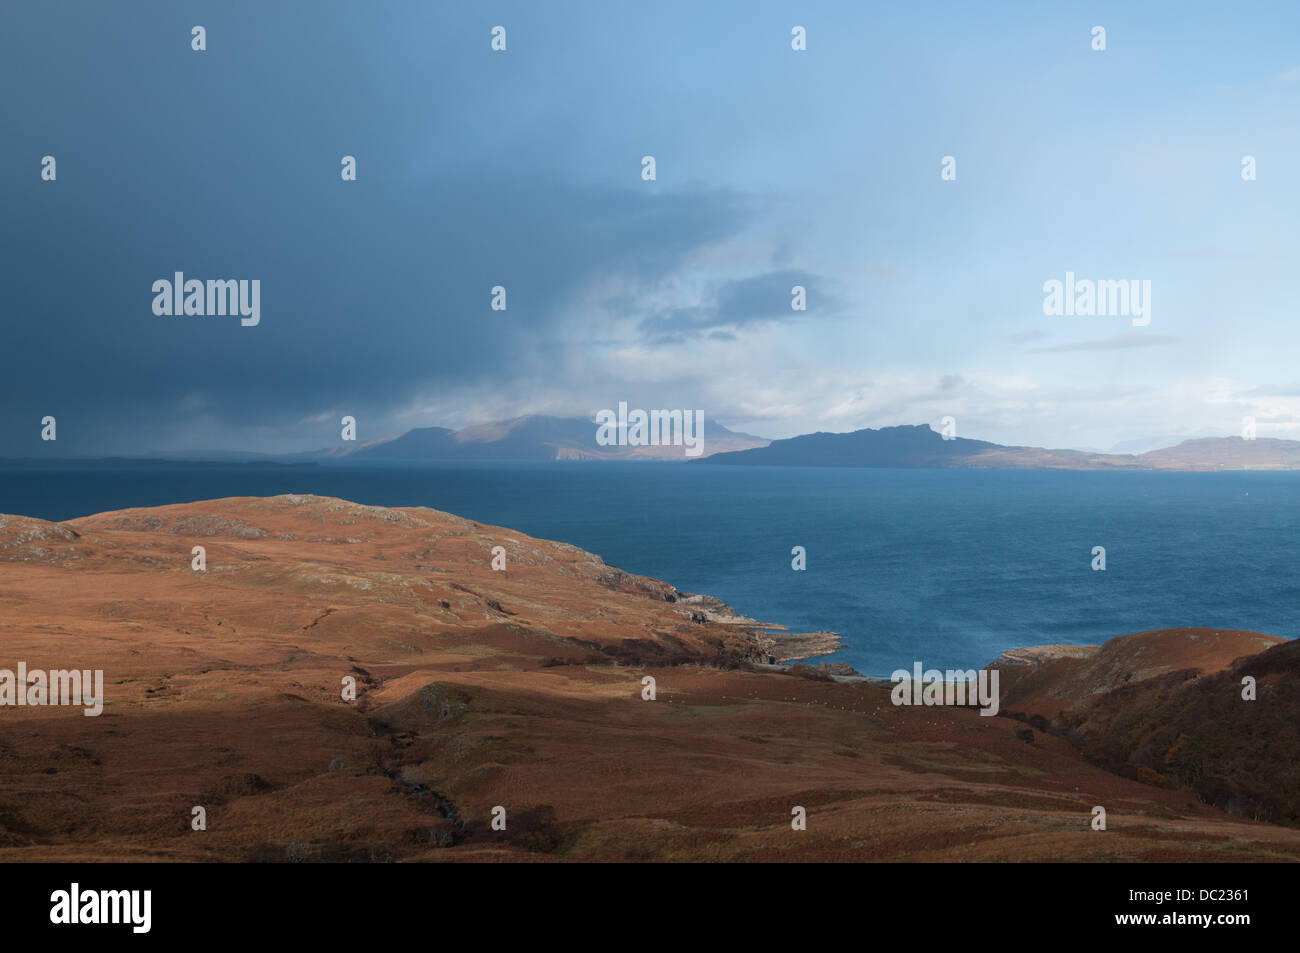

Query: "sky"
left=3, top=1, right=1300, bottom=455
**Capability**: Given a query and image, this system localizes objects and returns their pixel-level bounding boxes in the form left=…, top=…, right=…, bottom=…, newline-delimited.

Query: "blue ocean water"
left=2, top=461, right=1296, bottom=677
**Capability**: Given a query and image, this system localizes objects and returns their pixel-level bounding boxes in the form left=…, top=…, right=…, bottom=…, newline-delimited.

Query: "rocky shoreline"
left=673, top=590, right=844, bottom=666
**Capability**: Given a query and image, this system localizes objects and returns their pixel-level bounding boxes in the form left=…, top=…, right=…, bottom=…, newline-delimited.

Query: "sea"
left=2, top=460, right=1296, bottom=678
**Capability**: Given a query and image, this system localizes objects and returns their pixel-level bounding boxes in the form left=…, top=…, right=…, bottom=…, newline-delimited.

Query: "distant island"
left=13, top=417, right=1300, bottom=471
left=336, top=414, right=767, bottom=462
left=697, top=423, right=1300, bottom=471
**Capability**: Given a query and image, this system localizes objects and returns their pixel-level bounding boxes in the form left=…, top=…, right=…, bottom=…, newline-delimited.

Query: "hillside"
left=994, top=628, right=1300, bottom=826
left=1, top=497, right=1297, bottom=861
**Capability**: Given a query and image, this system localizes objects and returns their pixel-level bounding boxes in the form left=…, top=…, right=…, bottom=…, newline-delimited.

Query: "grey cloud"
left=638, top=269, right=839, bottom=342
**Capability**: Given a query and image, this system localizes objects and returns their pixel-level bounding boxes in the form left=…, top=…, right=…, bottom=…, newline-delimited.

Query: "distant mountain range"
left=13, top=417, right=1300, bottom=471
left=305, top=414, right=769, bottom=462
left=697, top=424, right=1300, bottom=471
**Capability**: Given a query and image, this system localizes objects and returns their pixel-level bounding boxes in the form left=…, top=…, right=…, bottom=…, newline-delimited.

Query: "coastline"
left=3, top=494, right=1298, bottom=860
left=673, top=590, right=845, bottom=666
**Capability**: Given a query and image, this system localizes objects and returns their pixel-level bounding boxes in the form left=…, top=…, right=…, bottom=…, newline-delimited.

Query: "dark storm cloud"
left=0, top=3, right=755, bottom=454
